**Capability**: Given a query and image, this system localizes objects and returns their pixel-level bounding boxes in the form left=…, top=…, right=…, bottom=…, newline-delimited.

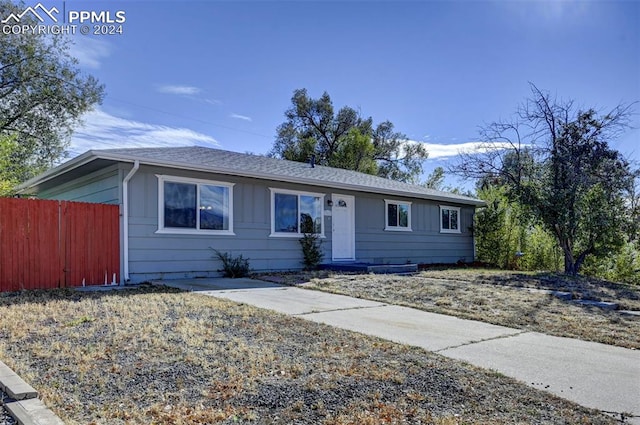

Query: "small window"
left=385, top=200, right=412, bottom=231
left=157, top=175, right=234, bottom=235
left=440, top=205, right=461, bottom=233
left=271, top=189, right=324, bottom=237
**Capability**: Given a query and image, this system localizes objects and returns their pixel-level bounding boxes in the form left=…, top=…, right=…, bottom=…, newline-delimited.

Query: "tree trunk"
left=573, top=247, right=594, bottom=276
left=560, top=240, right=578, bottom=276
left=564, top=255, right=578, bottom=276
left=561, top=242, right=593, bottom=276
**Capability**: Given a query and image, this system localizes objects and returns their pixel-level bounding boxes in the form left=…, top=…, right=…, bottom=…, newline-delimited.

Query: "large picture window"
left=385, top=200, right=412, bottom=231
left=440, top=205, right=461, bottom=233
left=270, top=188, right=324, bottom=236
left=157, top=175, right=234, bottom=234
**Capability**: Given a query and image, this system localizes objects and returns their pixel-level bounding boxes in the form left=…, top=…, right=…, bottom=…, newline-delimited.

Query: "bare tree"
left=452, top=84, right=636, bottom=275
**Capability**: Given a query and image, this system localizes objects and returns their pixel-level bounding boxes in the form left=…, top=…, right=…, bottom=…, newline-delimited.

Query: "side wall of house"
left=125, top=166, right=476, bottom=282
left=354, top=192, right=475, bottom=264
left=37, top=165, right=121, bottom=204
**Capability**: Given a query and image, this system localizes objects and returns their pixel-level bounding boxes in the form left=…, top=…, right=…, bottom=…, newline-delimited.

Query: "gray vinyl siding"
left=38, top=165, right=121, bottom=204
left=125, top=166, right=332, bottom=282
left=124, top=165, right=476, bottom=282
left=352, top=192, right=474, bottom=265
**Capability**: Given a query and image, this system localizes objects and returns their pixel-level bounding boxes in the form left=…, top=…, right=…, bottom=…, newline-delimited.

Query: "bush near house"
left=212, top=250, right=251, bottom=278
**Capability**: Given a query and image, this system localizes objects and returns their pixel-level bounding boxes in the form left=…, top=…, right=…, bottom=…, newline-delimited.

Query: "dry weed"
left=0, top=285, right=616, bottom=424
left=304, top=269, right=640, bottom=349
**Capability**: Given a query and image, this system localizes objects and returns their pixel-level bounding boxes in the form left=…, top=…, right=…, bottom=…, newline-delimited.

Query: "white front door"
left=331, top=194, right=355, bottom=261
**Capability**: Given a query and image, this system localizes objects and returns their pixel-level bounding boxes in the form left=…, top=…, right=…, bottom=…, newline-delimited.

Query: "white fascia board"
left=19, top=150, right=485, bottom=207
left=95, top=152, right=486, bottom=207
left=16, top=150, right=101, bottom=193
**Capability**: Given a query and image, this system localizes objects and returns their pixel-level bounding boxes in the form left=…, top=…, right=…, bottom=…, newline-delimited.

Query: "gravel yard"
left=0, top=285, right=617, bottom=424
left=299, top=269, right=640, bottom=349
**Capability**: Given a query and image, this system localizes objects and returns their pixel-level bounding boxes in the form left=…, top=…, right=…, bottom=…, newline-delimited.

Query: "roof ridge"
left=54, top=146, right=484, bottom=206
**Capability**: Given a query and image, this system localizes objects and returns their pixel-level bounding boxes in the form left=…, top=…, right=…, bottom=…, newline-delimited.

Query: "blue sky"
left=18, top=0, right=640, bottom=185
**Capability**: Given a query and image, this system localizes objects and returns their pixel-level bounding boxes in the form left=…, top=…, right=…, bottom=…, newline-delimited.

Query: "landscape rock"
left=573, top=300, right=619, bottom=310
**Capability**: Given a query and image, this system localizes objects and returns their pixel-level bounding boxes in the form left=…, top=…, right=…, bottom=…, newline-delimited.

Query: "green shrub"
left=582, top=242, right=640, bottom=286
left=299, top=233, right=323, bottom=270
left=298, top=213, right=324, bottom=270
left=519, top=225, right=563, bottom=272
left=212, top=249, right=251, bottom=278
left=475, top=185, right=563, bottom=272
left=611, top=243, right=640, bottom=285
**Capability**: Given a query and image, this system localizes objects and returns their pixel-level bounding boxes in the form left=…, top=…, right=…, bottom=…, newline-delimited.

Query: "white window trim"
left=384, top=199, right=412, bottom=232
left=440, top=205, right=461, bottom=234
left=156, top=174, right=235, bottom=235
left=269, top=188, right=326, bottom=238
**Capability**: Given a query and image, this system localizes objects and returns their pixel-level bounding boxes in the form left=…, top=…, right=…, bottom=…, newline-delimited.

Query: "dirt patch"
left=0, top=285, right=615, bottom=424
left=301, top=269, right=640, bottom=349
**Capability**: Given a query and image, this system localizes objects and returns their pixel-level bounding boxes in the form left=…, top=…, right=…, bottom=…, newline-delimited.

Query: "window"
left=270, top=188, right=324, bottom=236
left=157, top=175, right=234, bottom=234
left=385, top=200, right=412, bottom=231
left=440, top=205, right=461, bottom=233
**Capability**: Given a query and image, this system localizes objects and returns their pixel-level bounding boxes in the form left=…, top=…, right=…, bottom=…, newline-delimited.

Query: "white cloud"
left=68, top=109, right=219, bottom=156
left=501, top=0, right=589, bottom=24
left=157, top=85, right=201, bottom=95
left=69, top=37, right=111, bottom=69
left=413, top=141, right=515, bottom=160
left=537, top=0, right=589, bottom=21
left=229, top=113, right=252, bottom=122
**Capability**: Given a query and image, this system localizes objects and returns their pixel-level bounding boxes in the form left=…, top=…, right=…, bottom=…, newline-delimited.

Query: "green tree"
left=474, top=183, right=562, bottom=271
left=0, top=0, right=104, bottom=188
left=328, top=127, right=378, bottom=175
left=0, top=135, right=23, bottom=195
left=372, top=120, right=427, bottom=182
left=475, top=185, right=522, bottom=269
left=270, top=89, right=428, bottom=183
left=581, top=241, right=640, bottom=286
left=424, top=166, right=445, bottom=190
left=624, top=170, right=640, bottom=244
left=454, top=84, right=635, bottom=275
left=519, top=225, right=563, bottom=272
left=579, top=171, right=640, bottom=285
left=422, top=166, right=476, bottom=197
left=473, top=187, right=510, bottom=267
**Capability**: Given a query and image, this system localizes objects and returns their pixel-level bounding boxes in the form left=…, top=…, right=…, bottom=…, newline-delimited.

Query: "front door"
left=331, top=194, right=355, bottom=261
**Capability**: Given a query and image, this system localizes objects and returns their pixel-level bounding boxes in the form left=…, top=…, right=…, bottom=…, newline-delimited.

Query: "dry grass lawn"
left=0, top=285, right=617, bottom=424
left=298, top=269, right=640, bottom=349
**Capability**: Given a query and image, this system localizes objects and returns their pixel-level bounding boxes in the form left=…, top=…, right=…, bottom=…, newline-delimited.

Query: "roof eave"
left=117, top=154, right=484, bottom=206
left=19, top=151, right=485, bottom=206
left=16, top=150, right=105, bottom=194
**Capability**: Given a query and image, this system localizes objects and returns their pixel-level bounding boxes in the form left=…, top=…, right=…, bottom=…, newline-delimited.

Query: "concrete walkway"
left=158, top=278, right=640, bottom=423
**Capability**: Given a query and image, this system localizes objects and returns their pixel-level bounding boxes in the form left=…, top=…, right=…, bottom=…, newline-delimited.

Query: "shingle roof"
left=24, top=146, right=484, bottom=206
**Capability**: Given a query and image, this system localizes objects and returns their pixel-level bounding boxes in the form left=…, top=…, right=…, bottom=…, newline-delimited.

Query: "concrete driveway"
left=157, top=277, right=640, bottom=423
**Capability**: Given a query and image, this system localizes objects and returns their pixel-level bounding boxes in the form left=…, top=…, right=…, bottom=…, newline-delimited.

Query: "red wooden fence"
left=0, top=198, right=120, bottom=292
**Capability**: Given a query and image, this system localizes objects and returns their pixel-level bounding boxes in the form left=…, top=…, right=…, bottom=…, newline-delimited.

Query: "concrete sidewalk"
left=159, top=278, right=640, bottom=423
